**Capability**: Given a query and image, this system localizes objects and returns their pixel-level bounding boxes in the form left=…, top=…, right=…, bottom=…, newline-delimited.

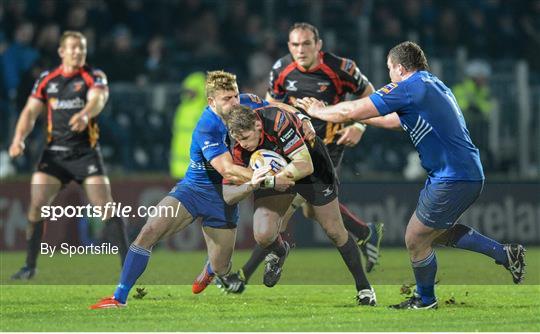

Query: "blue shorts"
left=416, top=179, right=483, bottom=229
left=168, top=180, right=238, bottom=229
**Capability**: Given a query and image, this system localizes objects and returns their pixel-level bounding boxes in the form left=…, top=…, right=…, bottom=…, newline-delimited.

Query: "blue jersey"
left=182, top=93, right=269, bottom=186
left=369, top=71, right=484, bottom=181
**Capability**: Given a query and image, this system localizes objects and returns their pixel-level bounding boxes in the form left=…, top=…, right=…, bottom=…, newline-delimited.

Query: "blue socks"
left=412, top=250, right=437, bottom=305
left=448, top=224, right=507, bottom=265
left=114, top=244, right=151, bottom=304
left=206, top=261, right=214, bottom=276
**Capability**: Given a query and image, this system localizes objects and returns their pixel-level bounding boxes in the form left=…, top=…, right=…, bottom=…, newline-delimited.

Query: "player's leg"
left=391, top=211, right=444, bottom=310
left=12, top=172, right=62, bottom=280
left=237, top=193, right=302, bottom=284
left=201, top=226, right=241, bottom=292
left=90, top=195, right=194, bottom=309
left=392, top=180, right=490, bottom=310
left=83, top=175, right=129, bottom=264
left=253, top=193, right=295, bottom=287
left=329, top=145, right=383, bottom=272
left=310, top=197, right=375, bottom=306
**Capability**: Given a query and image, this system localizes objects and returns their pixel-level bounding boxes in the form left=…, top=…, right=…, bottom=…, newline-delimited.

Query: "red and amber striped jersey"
left=268, top=51, right=370, bottom=144
left=31, top=65, right=108, bottom=148
left=232, top=106, right=307, bottom=167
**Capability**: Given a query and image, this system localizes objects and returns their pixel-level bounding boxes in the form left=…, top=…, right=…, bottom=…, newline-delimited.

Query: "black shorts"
left=36, top=146, right=106, bottom=185
left=325, top=142, right=345, bottom=170
left=254, top=137, right=338, bottom=207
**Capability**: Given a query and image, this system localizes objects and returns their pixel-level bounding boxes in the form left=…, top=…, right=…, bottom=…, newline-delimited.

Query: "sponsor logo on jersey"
left=275, top=112, right=286, bottom=132
left=47, top=83, right=59, bottom=94
left=202, top=140, right=219, bottom=151
left=322, top=185, right=334, bottom=197
left=72, top=81, right=84, bottom=92
left=93, top=70, right=108, bottom=85
left=87, top=164, right=98, bottom=174
left=377, top=83, right=398, bottom=95
left=286, top=80, right=298, bottom=91
left=340, top=59, right=356, bottom=75
left=317, top=81, right=330, bottom=93
left=48, top=97, right=85, bottom=110
left=283, top=134, right=300, bottom=151
left=280, top=128, right=295, bottom=142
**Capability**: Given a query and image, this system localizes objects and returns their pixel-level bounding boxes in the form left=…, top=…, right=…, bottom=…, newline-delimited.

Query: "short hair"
left=226, top=105, right=257, bottom=137
left=388, top=41, right=429, bottom=71
left=205, top=70, right=238, bottom=98
left=289, top=22, right=320, bottom=42
left=59, top=31, right=86, bottom=47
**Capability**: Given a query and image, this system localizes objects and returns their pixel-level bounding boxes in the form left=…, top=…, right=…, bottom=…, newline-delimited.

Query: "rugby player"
left=9, top=31, right=128, bottom=279
left=299, top=41, right=526, bottom=309
left=265, top=22, right=383, bottom=273
left=220, top=103, right=377, bottom=306
left=89, top=71, right=259, bottom=309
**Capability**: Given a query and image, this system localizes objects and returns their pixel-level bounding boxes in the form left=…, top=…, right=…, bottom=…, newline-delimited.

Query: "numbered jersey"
left=31, top=65, right=108, bottom=148
left=369, top=71, right=484, bottom=181
left=268, top=52, right=370, bottom=145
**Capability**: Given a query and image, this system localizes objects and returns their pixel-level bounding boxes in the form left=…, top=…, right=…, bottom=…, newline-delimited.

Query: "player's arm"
left=335, top=63, right=376, bottom=146
left=362, top=112, right=402, bottom=131
left=210, top=151, right=253, bottom=185
left=298, top=96, right=380, bottom=123
left=282, top=144, right=313, bottom=179
left=222, top=166, right=271, bottom=204
left=9, top=97, right=46, bottom=158
left=69, top=87, right=109, bottom=132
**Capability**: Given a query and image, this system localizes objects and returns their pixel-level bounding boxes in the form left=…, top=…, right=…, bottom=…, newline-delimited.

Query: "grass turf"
left=1, top=248, right=539, bottom=331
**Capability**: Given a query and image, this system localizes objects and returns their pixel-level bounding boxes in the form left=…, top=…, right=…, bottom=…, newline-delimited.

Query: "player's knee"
left=135, top=221, right=162, bottom=248
left=28, top=203, right=46, bottom=222
left=254, top=228, right=276, bottom=247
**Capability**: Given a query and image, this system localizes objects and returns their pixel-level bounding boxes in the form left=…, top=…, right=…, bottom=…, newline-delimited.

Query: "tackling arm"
left=300, top=96, right=380, bottom=123
left=9, top=97, right=46, bottom=158
left=362, top=112, right=402, bottom=131
left=210, top=151, right=253, bottom=185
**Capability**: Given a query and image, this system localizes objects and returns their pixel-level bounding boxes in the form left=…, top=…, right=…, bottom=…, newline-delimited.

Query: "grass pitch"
left=1, top=248, right=539, bottom=331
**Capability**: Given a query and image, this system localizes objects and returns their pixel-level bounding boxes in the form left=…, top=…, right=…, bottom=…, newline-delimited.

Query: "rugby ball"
left=249, top=149, right=288, bottom=175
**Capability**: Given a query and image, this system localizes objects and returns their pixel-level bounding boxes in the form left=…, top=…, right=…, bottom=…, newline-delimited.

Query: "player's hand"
left=336, top=125, right=365, bottom=147
left=69, top=111, right=89, bottom=132
left=250, top=166, right=272, bottom=190
left=274, top=170, right=295, bottom=192
left=9, top=140, right=25, bottom=158
left=295, top=97, right=326, bottom=118
left=301, top=119, right=316, bottom=142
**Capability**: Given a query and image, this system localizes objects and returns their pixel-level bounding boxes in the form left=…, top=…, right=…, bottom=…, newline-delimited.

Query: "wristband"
left=295, top=112, right=311, bottom=122
left=352, top=122, right=366, bottom=132
left=262, top=175, right=275, bottom=189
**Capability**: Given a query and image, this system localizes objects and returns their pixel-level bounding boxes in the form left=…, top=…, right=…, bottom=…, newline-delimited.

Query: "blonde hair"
left=205, top=70, right=237, bottom=98
left=59, top=30, right=86, bottom=47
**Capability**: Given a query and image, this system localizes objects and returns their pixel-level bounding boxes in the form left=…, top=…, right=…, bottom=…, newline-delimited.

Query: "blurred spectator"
left=453, top=60, right=493, bottom=122
left=145, top=35, right=168, bottom=82
left=520, top=0, right=540, bottom=72
left=453, top=60, right=494, bottom=167
left=1, top=21, right=38, bottom=99
left=170, top=72, right=206, bottom=179
left=65, top=4, right=88, bottom=31
left=95, top=25, right=144, bottom=82
left=435, top=8, right=461, bottom=57
left=35, top=23, right=60, bottom=68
